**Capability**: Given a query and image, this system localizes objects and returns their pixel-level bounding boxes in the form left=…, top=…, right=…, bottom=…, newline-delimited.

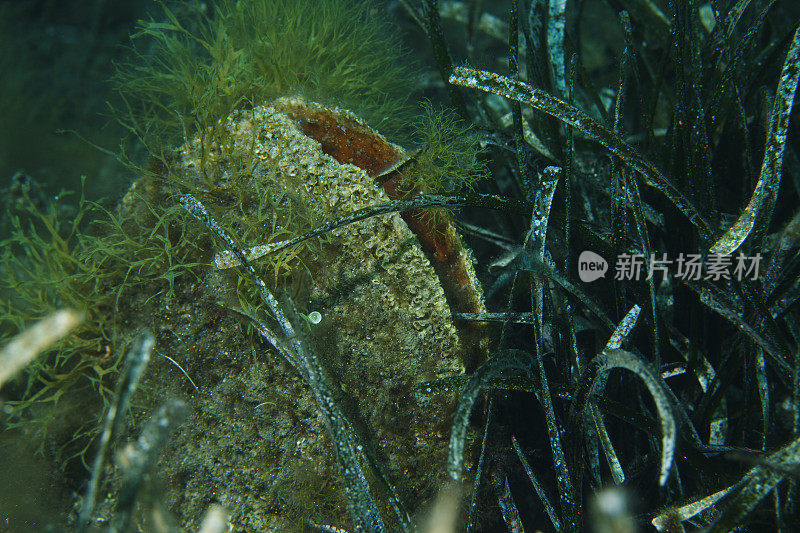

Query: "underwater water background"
left=2, top=0, right=800, bottom=531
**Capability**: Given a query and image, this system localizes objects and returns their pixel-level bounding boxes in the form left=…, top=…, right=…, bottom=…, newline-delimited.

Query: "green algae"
left=113, top=0, right=416, bottom=163
left=404, top=102, right=489, bottom=196
left=0, top=182, right=202, bottom=457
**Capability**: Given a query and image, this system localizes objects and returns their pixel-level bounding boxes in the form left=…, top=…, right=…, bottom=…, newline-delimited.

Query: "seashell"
left=120, top=96, right=487, bottom=531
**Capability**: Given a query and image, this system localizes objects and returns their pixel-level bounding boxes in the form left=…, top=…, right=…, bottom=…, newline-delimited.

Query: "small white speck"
left=308, top=311, right=322, bottom=324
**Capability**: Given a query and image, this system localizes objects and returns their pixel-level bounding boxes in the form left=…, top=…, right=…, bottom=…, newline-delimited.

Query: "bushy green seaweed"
left=113, top=0, right=416, bottom=164
left=405, top=102, right=489, bottom=195
left=0, top=182, right=202, bottom=461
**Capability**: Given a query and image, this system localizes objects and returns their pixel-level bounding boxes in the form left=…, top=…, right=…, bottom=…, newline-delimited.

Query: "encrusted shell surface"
left=116, top=97, right=485, bottom=531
